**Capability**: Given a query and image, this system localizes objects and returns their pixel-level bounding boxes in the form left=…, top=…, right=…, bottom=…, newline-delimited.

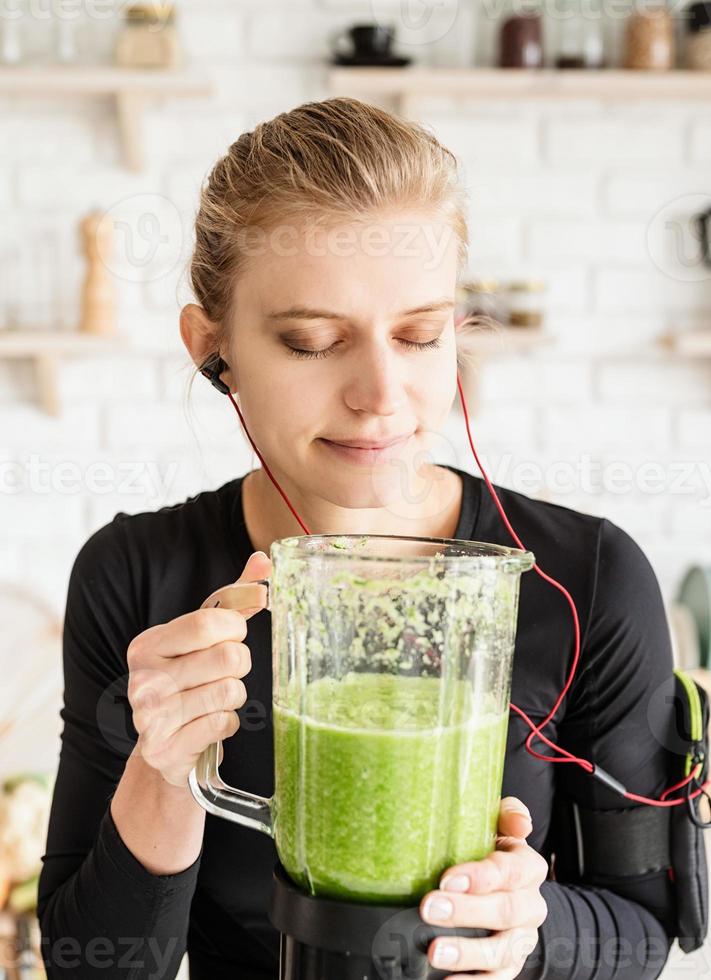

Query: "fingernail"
left=253, top=551, right=269, bottom=559
left=433, top=943, right=459, bottom=968
left=423, top=896, right=453, bottom=922
left=441, top=874, right=470, bottom=892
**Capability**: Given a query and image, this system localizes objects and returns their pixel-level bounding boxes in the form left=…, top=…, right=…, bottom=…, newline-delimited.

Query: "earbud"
left=199, top=352, right=231, bottom=395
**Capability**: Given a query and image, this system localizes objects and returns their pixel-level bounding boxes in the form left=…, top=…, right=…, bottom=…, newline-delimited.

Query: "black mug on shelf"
left=331, top=23, right=395, bottom=61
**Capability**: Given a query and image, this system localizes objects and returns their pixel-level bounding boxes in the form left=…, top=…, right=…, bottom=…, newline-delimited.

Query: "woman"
left=38, top=98, right=680, bottom=980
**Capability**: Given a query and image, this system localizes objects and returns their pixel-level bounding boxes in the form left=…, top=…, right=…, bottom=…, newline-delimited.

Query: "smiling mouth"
left=324, top=434, right=413, bottom=450
left=318, top=434, right=414, bottom=463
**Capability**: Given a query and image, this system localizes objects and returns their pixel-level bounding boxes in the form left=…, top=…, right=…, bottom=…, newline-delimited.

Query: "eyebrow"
left=265, top=298, right=455, bottom=322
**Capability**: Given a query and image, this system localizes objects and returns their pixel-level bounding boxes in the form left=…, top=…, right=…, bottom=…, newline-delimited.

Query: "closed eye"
left=286, top=337, right=443, bottom=360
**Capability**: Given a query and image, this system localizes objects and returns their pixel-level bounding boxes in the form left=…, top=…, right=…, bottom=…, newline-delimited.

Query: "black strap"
left=552, top=797, right=670, bottom=880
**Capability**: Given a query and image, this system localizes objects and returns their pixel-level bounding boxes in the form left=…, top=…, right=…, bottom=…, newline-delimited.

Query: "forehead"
left=239, top=213, right=460, bottom=316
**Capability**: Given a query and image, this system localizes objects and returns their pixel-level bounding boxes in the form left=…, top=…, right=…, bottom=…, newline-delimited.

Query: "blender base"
left=268, top=861, right=491, bottom=980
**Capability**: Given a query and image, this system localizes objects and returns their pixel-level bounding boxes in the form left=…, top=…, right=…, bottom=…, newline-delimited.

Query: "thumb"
left=238, top=550, right=272, bottom=581
left=200, top=552, right=272, bottom=615
left=498, top=797, right=533, bottom=839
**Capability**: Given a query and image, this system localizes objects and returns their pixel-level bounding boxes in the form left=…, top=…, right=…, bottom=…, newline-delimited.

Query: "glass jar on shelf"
left=685, top=1, right=711, bottom=69
left=553, top=0, right=606, bottom=68
left=54, top=12, right=79, bottom=65
left=423, top=0, right=478, bottom=68
left=456, top=280, right=507, bottom=327
left=0, top=245, right=20, bottom=330
left=623, top=2, right=676, bottom=69
left=504, top=280, right=547, bottom=329
left=0, top=3, right=24, bottom=64
left=115, top=2, right=181, bottom=69
left=498, top=7, right=544, bottom=68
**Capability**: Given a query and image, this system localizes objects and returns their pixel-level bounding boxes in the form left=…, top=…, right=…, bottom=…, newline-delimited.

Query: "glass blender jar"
left=189, top=532, right=535, bottom=979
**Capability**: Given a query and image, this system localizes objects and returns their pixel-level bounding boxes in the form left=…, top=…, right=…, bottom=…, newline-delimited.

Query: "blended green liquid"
left=273, top=672, right=509, bottom=904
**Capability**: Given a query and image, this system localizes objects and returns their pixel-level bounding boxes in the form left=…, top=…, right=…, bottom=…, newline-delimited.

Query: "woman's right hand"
left=126, top=551, right=272, bottom=787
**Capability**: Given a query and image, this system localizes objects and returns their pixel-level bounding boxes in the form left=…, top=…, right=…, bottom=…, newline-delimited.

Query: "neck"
left=242, top=464, right=463, bottom=555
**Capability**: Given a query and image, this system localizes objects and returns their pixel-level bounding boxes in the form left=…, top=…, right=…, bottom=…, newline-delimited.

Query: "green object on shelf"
left=1, top=772, right=52, bottom=794
left=8, top=875, right=39, bottom=914
left=678, top=566, right=711, bottom=669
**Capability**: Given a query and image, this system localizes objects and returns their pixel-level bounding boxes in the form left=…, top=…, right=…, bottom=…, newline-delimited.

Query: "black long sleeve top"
left=37, top=463, right=682, bottom=979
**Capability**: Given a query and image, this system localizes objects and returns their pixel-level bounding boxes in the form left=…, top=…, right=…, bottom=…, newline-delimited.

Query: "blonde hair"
left=187, top=96, right=485, bottom=397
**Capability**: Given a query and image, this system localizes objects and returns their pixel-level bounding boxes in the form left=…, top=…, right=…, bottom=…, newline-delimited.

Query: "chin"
left=313, top=455, right=418, bottom=509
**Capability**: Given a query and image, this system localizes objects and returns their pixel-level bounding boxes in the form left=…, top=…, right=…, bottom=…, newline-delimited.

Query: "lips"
left=319, top=433, right=414, bottom=465
left=324, top=434, right=412, bottom=450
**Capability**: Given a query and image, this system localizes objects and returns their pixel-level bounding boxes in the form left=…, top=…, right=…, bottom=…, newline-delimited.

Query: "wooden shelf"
left=0, top=66, right=211, bottom=95
left=0, top=330, right=128, bottom=357
left=0, top=66, right=212, bottom=170
left=660, top=328, right=711, bottom=357
left=0, top=330, right=130, bottom=416
left=328, top=67, right=711, bottom=112
left=462, top=325, right=550, bottom=356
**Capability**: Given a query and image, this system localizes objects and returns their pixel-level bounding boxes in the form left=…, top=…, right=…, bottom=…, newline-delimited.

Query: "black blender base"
left=268, top=861, right=490, bottom=980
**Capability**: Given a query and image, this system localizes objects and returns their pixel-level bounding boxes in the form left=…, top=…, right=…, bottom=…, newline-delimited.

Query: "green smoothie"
left=273, top=671, right=509, bottom=904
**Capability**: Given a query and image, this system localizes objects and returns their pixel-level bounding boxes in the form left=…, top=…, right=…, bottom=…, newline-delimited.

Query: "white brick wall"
left=1, top=0, right=709, bottom=616
left=544, top=113, right=686, bottom=165
left=602, top=169, right=711, bottom=215
left=690, top=119, right=711, bottom=162
left=2, top=11, right=711, bottom=971
left=678, top=408, right=711, bottom=446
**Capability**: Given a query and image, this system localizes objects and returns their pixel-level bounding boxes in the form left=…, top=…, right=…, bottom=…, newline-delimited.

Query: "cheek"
left=412, top=368, right=459, bottom=442
left=412, top=348, right=457, bottom=407
left=246, top=367, right=327, bottom=447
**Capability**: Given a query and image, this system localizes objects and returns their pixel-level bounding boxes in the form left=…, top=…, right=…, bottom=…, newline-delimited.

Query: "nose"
left=342, top=337, right=406, bottom=416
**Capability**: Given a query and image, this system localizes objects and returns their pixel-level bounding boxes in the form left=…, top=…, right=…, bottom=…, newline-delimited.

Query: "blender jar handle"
left=187, top=577, right=274, bottom=837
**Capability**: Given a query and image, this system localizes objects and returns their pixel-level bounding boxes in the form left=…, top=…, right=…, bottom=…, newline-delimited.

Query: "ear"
left=180, top=303, right=236, bottom=393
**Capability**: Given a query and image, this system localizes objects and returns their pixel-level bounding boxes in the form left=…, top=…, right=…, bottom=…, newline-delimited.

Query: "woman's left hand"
left=419, top=797, right=549, bottom=980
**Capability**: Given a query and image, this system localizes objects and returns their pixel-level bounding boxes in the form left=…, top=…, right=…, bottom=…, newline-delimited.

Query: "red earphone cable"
left=227, top=391, right=311, bottom=536
left=226, top=381, right=709, bottom=810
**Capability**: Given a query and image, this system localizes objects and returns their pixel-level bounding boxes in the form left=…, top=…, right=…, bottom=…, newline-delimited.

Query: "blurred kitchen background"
left=1, top=0, right=711, bottom=976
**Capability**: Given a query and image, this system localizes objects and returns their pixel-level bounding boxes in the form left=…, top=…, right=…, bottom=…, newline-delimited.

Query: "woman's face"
left=227, top=210, right=461, bottom=512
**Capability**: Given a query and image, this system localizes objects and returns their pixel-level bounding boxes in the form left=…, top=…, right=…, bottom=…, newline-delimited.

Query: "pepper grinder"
left=79, top=210, right=117, bottom=337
